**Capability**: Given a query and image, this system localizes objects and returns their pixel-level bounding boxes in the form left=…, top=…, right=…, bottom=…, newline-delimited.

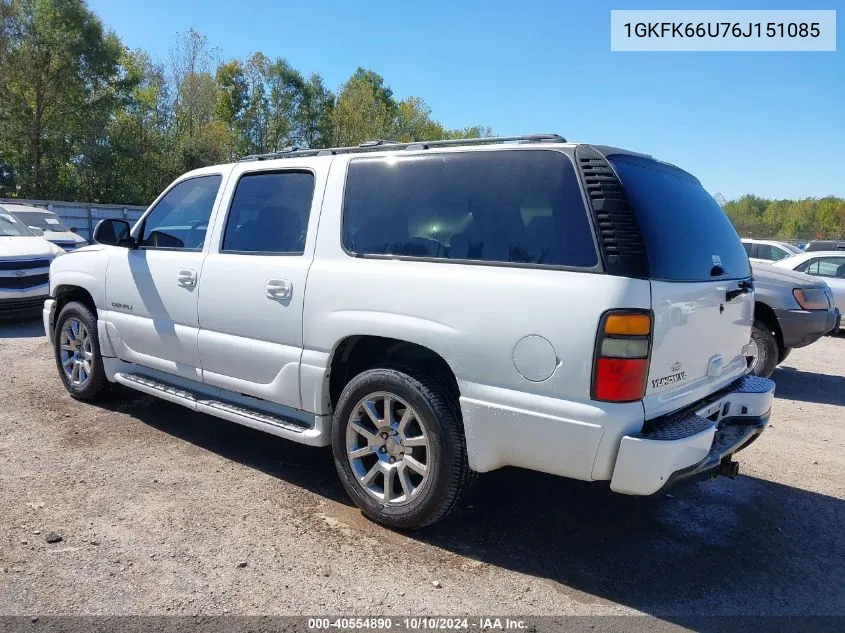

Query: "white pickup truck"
left=44, top=135, right=775, bottom=528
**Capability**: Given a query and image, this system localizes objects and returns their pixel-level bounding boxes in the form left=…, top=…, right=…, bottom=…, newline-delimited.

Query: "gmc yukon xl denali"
left=44, top=134, right=775, bottom=528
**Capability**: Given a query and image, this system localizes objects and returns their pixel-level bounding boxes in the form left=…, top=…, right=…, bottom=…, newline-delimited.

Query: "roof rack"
left=239, top=134, right=567, bottom=162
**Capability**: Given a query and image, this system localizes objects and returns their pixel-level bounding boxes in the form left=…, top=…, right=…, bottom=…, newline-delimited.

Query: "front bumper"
left=0, top=285, right=50, bottom=317
left=775, top=306, right=840, bottom=348
left=610, top=375, right=775, bottom=495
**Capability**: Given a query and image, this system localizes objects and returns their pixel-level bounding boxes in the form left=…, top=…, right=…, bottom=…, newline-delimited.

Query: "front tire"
left=54, top=301, right=109, bottom=400
left=748, top=320, right=779, bottom=378
left=331, top=366, right=473, bottom=529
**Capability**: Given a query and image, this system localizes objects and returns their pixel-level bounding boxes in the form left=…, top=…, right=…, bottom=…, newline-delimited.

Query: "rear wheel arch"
left=327, top=335, right=460, bottom=413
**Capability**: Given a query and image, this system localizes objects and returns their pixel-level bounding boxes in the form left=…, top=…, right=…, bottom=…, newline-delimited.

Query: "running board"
left=113, top=371, right=329, bottom=445
left=200, top=399, right=308, bottom=434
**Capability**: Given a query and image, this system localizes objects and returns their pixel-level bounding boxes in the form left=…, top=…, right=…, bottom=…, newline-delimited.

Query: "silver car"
left=749, top=263, right=840, bottom=377
left=772, top=251, right=845, bottom=314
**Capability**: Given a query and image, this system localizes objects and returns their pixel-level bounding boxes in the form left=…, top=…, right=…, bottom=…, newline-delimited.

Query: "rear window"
left=342, top=150, right=598, bottom=268
left=609, top=154, right=751, bottom=282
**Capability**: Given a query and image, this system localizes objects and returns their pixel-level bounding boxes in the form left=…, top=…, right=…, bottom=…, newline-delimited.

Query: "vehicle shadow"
left=0, top=315, right=45, bottom=338
left=772, top=366, right=845, bottom=406
left=95, top=390, right=845, bottom=619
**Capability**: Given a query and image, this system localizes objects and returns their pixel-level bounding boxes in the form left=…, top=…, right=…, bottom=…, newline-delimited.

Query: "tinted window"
left=807, top=257, right=845, bottom=278
left=342, top=151, right=597, bottom=268
left=742, top=242, right=754, bottom=256
left=609, top=155, right=750, bottom=281
left=140, top=175, right=222, bottom=249
left=222, top=171, right=314, bottom=254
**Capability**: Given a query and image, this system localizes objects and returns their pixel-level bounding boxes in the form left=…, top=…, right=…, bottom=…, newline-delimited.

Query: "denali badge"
left=652, top=371, right=687, bottom=388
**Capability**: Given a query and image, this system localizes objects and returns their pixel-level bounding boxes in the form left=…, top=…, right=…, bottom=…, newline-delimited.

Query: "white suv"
left=44, top=135, right=775, bottom=528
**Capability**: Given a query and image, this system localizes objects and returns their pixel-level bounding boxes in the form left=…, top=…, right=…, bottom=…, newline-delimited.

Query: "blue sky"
left=88, top=0, right=843, bottom=200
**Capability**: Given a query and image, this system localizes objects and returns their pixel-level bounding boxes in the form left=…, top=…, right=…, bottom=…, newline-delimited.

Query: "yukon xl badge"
left=652, top=368, right=687, bottom=389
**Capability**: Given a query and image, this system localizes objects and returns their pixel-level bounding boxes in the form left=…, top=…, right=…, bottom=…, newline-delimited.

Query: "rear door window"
left=608, top=154, right=751, bottom=281
left=222, top=171, right=314, bottom=254
left=342, top=150, right=598, bottom=268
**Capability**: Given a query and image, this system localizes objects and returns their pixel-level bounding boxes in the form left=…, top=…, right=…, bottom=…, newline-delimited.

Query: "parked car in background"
left=749, top=263, right=840, bottom=377
left=803, top=240, right=845, bottom=252
left=742, top=238, right=803, bottom=264
left=0, top=211, right=64, bottom=317
left=2, top=203, right=87, bottom=251
left=772, top=251, right=845, bottom=314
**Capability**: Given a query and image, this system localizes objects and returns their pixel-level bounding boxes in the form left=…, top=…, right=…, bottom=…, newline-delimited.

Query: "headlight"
left=793, top=287, right=829, bottom=310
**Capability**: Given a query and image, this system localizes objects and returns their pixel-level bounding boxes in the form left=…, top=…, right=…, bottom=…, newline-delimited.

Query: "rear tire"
left=331, top=366, right=473, bottom=529
left=749, top=320, right=778, bottom=378
left=777, top=346, right=792, bottom=365
left=54, top=301, right=109, bottom=400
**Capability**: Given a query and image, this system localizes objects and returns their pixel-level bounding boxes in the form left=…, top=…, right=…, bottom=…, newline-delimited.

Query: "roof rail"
left=239, top=133, right=567, bottom=162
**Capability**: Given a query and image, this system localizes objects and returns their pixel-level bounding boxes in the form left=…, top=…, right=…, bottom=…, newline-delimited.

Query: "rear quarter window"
left=342, top=150, right=598, bottom=268
left=609, top=154, right=751, bottom=282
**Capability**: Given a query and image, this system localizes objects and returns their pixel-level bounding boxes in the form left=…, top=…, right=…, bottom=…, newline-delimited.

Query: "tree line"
left=720, top=194, right=845, bottom=240
left=3, top=0, right=841, bottom=238
left=0, top=0, right=490, bottom=205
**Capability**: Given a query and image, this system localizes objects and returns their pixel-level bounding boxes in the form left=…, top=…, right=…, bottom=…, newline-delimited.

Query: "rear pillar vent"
left=575, top=145, right=649, bottom=278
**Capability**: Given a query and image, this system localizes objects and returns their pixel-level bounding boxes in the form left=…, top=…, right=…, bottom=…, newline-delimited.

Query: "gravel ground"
left=1, top=317, right=843, bottom=619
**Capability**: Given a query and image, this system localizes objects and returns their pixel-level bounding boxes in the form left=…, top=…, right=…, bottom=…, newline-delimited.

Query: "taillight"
left=592, top=310, right=652, bottom=403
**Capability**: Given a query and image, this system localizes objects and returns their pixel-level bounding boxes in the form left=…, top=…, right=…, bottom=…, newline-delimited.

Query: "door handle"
left=177, top=269, right=197, bottom=288
left=266, top=278, right=293, bottom=301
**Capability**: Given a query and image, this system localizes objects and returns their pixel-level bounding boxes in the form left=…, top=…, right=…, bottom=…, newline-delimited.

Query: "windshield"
left=11, top=210, right=69, bottom=231
left=0, top=213, right=34, bottom=237
left=781, top=242, right=803, bottom=255
left=609, top=154, right=751, bottom=282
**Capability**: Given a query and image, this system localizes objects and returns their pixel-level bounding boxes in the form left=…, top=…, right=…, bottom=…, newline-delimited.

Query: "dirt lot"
left=1, top=317, right=843, bottom=619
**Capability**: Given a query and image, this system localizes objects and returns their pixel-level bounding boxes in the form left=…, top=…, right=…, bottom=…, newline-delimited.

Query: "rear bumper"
left=775, top=307, right=840, bottom=348
left=610, top=374, right=775, bottom=495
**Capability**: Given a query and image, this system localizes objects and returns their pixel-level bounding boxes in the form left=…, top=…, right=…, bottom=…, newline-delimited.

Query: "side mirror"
left=94, top=219, right=135, bottom=248
left=69, top=226, right=78, bottom=233
left=29, top=226, right=45, bottom=236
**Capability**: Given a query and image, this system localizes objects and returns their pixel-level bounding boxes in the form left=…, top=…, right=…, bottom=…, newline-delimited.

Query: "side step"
left=113, top=372, right=314, bottom=438
left=200, top=399, right=309, bottom=434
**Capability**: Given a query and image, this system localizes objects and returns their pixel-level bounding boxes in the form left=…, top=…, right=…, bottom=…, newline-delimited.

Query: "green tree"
left=298, top=73, right=334, bottom=149
left=723, top=195, right=767, bottom=237
left=0, top=0, right=124, bottom=198
left=332, top=73, right=393, bottom=146
left=100, top=49, right=172, bottom=204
